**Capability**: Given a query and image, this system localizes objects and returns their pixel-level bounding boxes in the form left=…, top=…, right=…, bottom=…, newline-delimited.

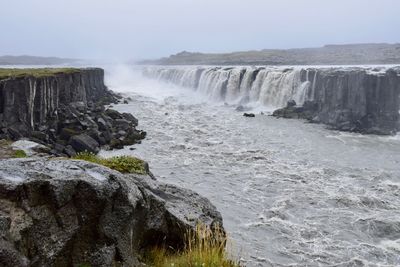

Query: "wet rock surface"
left=243, top=113, right=255, bottom=118
left=0, top=158, right=223, bottom=267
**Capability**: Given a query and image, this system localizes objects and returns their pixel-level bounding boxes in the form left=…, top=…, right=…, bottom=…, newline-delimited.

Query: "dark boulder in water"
left=273, top=100, right=318, bottom=120
left=243, top=113, right=255, bottom=118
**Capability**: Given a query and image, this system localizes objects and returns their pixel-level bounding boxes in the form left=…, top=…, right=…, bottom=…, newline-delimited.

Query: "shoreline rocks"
left=0, top=158, right=223, bottom=266
left=0, top=68, right=146, bottom=155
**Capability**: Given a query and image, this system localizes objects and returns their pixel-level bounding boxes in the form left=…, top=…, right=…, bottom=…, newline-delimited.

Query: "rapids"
left=101, top=66, right=400, bottom=266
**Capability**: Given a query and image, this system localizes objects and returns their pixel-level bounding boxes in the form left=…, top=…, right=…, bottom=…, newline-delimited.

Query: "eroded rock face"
left=273, top=68, right=400, bottom=134
left=0, top=69, right=111, bottom=130
left=297, top=68, right=400, bottom=135
left=0, top=69, right=146, bottom=154
left=0, top=158, right=223, bottom=267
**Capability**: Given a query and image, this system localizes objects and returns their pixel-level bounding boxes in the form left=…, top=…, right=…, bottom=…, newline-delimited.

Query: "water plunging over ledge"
left=101, top=66, right=400, bottom=266
left=144, top=65, right=400, bottom=135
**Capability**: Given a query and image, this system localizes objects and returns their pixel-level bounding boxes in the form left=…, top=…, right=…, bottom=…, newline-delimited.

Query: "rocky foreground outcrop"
left=0, top=68, right=145, bottom=155
left=0, top=158, right=222, bottom=267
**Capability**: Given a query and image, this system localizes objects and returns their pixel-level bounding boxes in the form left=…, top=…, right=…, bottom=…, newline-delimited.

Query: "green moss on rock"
left=13, top=150, right=27, bottom=158
left=73, top=152, right=148, bottom=175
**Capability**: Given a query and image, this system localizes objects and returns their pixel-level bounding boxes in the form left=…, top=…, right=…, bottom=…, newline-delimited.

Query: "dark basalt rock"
left=0, top=158, right=223, bottom=267
left=69, top=134, right=100, bottom=153
left=273, top=100, right=319, bottom=120
left=273, top=68, right=400, bottom=135
left=243, top=113, right=255, bottom=117
left=0, top=69, right=145, bottom=154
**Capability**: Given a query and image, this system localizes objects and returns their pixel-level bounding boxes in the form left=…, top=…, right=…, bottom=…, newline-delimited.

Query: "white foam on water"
left=379, top=239, right=400, bottom=252
left=100, top=66, right=400, bottom=266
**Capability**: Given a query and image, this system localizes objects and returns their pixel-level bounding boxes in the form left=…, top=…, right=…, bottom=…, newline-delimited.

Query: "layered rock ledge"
left=272, top=68, right=400, bottom=135
left=0, top=158, right=223, bottom=267
left=0, top=68, right=145, bottom=155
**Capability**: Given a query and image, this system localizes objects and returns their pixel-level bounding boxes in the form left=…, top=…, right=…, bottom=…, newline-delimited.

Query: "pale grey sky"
left=1, top=0, right=399, bottom=60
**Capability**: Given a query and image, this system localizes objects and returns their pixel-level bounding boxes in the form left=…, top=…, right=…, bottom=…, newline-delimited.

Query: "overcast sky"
left=1, top=0, right=399, bottom=61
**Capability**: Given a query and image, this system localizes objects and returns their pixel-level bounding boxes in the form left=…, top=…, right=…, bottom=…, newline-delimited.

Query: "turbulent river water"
left=101, top=66, right=400, bottom=267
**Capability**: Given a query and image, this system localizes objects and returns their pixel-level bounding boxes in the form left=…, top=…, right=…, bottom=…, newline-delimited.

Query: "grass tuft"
left=145, top=223, right=241, bottom=267
left=13, top=150, right=27, bottom=158
left=73, top=152, right=147, bottom=175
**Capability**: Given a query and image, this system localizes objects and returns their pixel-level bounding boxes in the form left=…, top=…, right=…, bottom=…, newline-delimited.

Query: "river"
left=101, top=66, right=400, bottom=267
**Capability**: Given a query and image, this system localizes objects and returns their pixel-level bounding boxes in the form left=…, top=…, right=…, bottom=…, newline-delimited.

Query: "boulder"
left=69, top=134, right=100, bottom=153
left=121, top=113, right=138, bottom=126
left=113, top=119, right=130, bottom=131
left=273, top=100, right=319, bottom=120
left=0, top=158, right=223, bottom=267
left=105, top=109, right=122, bottom=120
left=64, top=145, right=77, bottom=157
left=243, top=113, right=255, bottom=118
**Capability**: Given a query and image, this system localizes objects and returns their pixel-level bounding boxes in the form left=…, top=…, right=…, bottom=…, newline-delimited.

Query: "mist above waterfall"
left=104, top=65, right=208, bottom=104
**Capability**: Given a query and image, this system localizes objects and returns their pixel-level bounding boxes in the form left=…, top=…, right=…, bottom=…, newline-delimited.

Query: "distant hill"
left=0, top=55, right=78, bottom=65
left=140, top=43, right=400, bottom=66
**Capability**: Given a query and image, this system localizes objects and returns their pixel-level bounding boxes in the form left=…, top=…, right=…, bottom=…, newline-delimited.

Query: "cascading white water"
left=143, top=66, right=312, bottom=108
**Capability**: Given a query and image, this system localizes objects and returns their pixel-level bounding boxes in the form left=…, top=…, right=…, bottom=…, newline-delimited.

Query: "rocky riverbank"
left=0, top=68, right=146, bottom=156
left=0, top=68, right=228, bottom=266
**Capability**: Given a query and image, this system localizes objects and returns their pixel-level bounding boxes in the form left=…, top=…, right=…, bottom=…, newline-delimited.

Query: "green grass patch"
left=12, top=149, right=27, bottom=158
left=145, top=224, right=241, bottom=267
left=73, top=152, right=147, bottom=175
left=0, top=68, right=80, bottom=80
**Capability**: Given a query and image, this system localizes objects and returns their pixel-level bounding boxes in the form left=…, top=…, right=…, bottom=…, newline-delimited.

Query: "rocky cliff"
left=275, top=68, right=400, bottom=134
left=0, top=158, right=223, bottom=267
left=144, top=66, right=400, bottom=134
left=0, top=68, right=110, bottom=131
left=0, top=68, right=145, bottom=155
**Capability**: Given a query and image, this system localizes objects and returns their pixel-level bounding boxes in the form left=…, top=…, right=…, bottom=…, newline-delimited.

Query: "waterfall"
left=143, top=66, right=313, bottom=108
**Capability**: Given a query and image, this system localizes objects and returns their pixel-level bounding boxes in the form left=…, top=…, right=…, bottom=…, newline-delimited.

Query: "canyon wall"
left=0, top=68, right=111, bottom=131
left=143, top=66, right=400, bottom=134
left=0, top=68, right=145, bottom=155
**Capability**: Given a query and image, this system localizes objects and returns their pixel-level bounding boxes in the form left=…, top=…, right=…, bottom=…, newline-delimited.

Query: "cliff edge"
left=0, top=68, right=146, bottom=155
